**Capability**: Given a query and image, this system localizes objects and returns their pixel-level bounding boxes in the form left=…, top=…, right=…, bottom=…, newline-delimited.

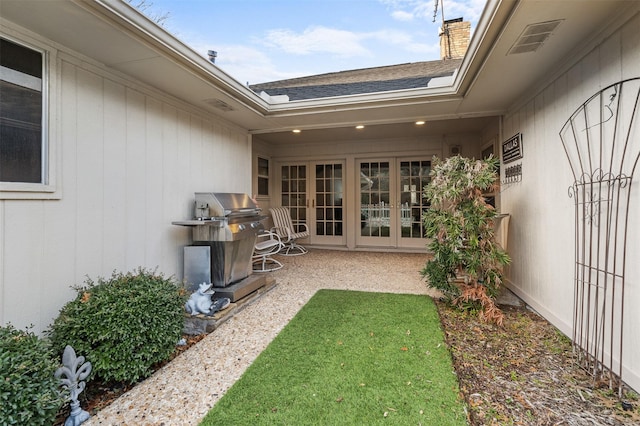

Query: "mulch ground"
left=436, top=300, right=639, bottom=425
left=57, top=301, right=639, bottom=425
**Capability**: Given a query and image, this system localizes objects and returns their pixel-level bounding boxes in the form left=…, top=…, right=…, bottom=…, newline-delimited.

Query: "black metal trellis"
left=559, top=78, right=640, bottom=397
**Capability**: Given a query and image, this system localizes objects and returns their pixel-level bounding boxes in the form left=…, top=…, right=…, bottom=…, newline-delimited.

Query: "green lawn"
left=201, top=289, right=467, bottom=425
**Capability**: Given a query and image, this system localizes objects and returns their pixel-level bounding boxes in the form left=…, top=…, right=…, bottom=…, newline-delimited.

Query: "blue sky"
left=137, top=0, right=486, bottom=85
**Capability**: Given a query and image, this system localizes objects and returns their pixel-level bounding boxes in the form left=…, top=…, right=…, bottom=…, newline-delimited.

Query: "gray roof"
left=250, top=58, right=462, bottom=101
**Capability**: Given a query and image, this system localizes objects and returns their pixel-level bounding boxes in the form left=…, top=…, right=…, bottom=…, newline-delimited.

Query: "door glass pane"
left=399, top=160, right=431, bottom=238
left=281, top=165, right=307, bottom=224
left=315, top=163, right=343, bottom=236
left=360, top=161, right=390, bottom=237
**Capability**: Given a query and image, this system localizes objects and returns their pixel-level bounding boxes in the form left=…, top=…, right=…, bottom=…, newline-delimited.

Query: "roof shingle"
left=250, top=58, right=462, bottom=101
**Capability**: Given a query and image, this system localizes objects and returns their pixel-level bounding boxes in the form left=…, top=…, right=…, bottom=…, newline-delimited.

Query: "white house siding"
left=0, top=43, right=251, bottom=335
left=501, top=12, right=640, bottom=392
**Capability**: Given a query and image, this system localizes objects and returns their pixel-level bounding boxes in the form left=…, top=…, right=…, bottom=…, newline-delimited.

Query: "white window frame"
left=256, top=156, right=270, bottom=196
left=0, top=28, right=59, bottom=199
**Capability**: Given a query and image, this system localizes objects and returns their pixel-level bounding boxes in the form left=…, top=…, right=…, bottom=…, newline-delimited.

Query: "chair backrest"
left=269, top=207, right=295, bottom=237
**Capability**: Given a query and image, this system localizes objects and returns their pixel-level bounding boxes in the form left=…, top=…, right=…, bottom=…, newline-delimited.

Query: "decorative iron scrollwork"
left=559, top=77, right=640, bottom=397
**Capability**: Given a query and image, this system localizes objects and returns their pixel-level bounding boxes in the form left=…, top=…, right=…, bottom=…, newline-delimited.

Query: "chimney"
left=440, top=18, right=471, bottom=60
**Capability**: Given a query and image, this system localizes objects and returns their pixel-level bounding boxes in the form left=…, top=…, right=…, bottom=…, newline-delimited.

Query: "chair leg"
left=253, top=255, right=283, bottom=272
left=281, top=242, right=308, bottom=256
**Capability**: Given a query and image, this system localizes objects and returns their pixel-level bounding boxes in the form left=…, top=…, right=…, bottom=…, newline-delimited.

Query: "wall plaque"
left=502, top=133, right=523, bottom=163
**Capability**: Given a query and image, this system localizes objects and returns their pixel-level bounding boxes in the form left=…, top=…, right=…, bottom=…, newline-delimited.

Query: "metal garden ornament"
left=55, top=345, right=92, bottom=426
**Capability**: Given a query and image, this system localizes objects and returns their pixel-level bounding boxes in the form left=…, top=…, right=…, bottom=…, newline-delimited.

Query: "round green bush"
left=47, top=268, right=187, bottom=384
left=0, top=324, right=66, bottom=425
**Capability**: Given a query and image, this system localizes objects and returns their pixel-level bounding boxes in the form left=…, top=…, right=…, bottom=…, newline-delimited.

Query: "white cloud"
left=444, top=0, right=486, bottom=23
left=367, top=29, right=413, bottom=46
left=259, top=25, right=424, bottom=58
left=381, top=0, right=486, bottom=24
left=184, top=41, right=301, bottom=85
left=391, top=10, right=414, bottom=21
left=404, top=41, right=440, bottom=55
left=172, top=1, right=487, bottom=85
left=261, top=26, right=371, bottom=57
left=380, top=0, right=435, bottom=22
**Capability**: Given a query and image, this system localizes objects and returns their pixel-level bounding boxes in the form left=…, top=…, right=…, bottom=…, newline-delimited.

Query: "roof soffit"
left=457, top=0, right=640, bottom=115
left=2, top=0, right=636, bottom=135
left=0, top=0, right=276, bottom=130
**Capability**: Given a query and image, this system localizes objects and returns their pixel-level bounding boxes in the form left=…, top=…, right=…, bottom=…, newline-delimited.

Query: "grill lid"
left=194, top=193, right=259, bottom=219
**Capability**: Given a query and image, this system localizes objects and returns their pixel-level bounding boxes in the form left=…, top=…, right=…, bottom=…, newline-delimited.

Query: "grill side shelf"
left=171, top=220, right=225, bottom=227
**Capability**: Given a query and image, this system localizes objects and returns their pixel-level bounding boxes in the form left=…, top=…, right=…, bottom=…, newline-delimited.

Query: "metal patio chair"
left=269, top=207, right=309, bottom=255
left=252, top=230, right=285, bottom=272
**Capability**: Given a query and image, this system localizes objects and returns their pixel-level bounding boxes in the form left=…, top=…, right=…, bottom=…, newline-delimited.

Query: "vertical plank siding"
left=501, top=13, right=640, bottom=392
left=0, top=57, right=251, bottom=334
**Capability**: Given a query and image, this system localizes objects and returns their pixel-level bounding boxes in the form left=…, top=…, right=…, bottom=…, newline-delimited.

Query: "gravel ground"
left=82, top=249, right=640, bottom=426
left=86, top=249, right=437, bottom=426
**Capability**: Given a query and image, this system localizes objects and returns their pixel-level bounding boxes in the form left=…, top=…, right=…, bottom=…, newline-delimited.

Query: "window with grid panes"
left=360, top=161, right=390, bottom=237
left=281, top=164, right=307, bottom=223
left=315, top=163, right=343, bottom=236
left=399, top=160, right=430, bottom=238
left=257, top=157, right=269, bottom=196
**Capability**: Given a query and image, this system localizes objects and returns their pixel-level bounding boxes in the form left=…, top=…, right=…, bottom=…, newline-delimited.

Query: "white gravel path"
left=86, top=249, right=438, bottom=426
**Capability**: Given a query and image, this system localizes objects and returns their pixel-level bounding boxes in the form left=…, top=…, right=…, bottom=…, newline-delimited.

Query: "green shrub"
left=47, top=268, right=187, bottom=384
left=0, top=324, right=66, bottom=425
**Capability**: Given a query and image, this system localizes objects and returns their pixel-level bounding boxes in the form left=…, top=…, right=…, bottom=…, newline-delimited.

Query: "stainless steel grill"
left=173, top=193, right=265, bottom=289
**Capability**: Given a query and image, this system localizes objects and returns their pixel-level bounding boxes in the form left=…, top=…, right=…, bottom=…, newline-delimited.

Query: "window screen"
left=0, top=37, right=44, bottom=183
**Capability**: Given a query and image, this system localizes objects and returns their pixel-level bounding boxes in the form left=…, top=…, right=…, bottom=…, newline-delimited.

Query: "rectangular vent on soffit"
left=203, top=98, right=234, bottom=112
left=508, top=20, right=563, bottom=55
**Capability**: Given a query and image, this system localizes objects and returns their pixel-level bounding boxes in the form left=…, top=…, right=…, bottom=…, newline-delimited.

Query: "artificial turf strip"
left=200, top=289, right=466, bottom=425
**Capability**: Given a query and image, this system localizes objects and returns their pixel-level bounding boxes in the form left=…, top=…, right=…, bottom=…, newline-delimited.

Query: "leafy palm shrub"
left=422, top=155, right=510, bottom=324
left=48, top=268, right=187, bottom=384
left=0, top=324, right=66, bottom=425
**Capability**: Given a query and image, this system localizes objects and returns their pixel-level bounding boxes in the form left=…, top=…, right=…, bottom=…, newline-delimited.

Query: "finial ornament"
left=55, top=345, right=92, bottom=426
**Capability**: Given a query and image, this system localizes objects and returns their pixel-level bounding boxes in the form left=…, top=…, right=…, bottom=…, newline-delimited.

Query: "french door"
left=358, top=160, right=394, bottom=246
left=357, top=157, right=431, bottom=248
left=397, top=158, right=431, bottom=248
left=280, top=161, right=345, bottom=245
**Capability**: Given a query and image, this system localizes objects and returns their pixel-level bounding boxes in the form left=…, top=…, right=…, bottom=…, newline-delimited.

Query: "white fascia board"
left=263, top=85, right=461, bottom=113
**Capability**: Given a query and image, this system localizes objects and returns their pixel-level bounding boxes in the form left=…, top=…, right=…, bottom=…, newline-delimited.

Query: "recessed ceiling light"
left=415, top=121, right=426, bottom=125
left=292, top=129, right=301, bottom=133
left=355, top=125, right=365, bottom=129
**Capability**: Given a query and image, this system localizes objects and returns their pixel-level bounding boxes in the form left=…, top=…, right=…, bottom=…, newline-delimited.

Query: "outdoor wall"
left=254, top=132, right=483, bottom=250
left=500, top=11, right=640, bottom=392
left=263, top=132, right=481, bottom=160
left=0, top=29, right=251, bottom=335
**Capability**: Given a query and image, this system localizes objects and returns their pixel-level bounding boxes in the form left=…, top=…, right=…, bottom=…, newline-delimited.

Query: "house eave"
left=0, top=0, right=275, bottom=130
left=264, top=85, right=462, bottom=113
left=2, top=0, right=635, bottom=135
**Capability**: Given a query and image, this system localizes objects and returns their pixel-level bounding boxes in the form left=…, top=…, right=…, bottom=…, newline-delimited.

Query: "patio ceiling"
left=253, top=116, right=496, bottom=145
left=1, top=0, right=636, bottom=140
